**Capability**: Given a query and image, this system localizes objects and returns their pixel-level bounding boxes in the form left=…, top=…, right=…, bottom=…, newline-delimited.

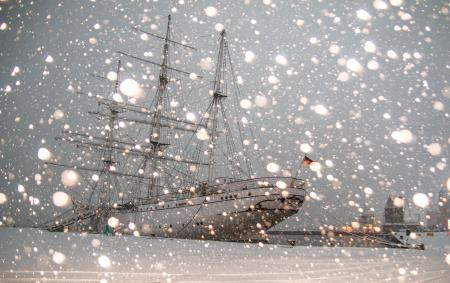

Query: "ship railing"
left=178, top=176, right=305, bottom=199
left=208, top=176, right=305, bottom=192
left=129, top=177, right=306, bottom=204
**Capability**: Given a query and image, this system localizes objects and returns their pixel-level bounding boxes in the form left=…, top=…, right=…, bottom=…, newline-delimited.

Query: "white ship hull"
left=113, top=177, right=306, bottom=241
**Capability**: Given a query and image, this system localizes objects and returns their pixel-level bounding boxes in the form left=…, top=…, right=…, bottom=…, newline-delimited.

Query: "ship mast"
left=43, top=16, right=205, bottom=231
left=115, top=15, right=206, bottom=199
left=92, top=59, right=122, bottom=230
left=207, top=30, right=227, bottom=184
left=146, top=15, right=172, bottom=198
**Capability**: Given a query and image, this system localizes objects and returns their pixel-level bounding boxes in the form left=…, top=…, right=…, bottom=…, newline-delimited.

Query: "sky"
left=0, top=0, right=450, bottom=229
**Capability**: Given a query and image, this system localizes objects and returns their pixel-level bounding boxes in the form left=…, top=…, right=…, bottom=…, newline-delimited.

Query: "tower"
left=384, top=196, right=404, bottom=224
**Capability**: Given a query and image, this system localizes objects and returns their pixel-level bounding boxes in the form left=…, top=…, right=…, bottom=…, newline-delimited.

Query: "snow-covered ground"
left=1, top=228, right=449, bottom=282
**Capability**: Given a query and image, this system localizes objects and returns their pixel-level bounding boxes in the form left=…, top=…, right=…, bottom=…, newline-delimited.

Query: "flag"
left=302, top=155, right=314, bottom=166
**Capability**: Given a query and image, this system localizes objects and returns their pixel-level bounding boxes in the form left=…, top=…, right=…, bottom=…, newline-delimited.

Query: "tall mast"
left=207, top=30, right=227, bottom=184
left=90, top=59, right=121, bottom=232
left=147, top=15, right=171, bottom=197
left=99, top=59, right=121, bottom=205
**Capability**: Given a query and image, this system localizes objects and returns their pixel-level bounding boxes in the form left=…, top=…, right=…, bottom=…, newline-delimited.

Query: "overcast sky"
left=1, top=0, right=449, bottom=228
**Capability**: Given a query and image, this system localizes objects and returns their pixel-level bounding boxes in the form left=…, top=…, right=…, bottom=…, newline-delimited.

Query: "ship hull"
left=114, top=178, right=306, bottom=241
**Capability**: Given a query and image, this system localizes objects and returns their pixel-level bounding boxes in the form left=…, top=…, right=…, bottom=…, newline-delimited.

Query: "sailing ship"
left=43, top=15, right=307, bottom=241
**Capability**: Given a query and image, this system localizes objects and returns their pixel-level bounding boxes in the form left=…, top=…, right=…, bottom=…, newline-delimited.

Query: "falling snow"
left=1, top=0, right=450, bottom=281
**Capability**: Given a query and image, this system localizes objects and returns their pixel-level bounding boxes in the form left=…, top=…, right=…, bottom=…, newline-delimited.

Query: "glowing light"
left=120, top=78, right=144, bottom=99
left=310, top=162, right=322, bottom=172
left=329, top=44, right=341, bottom=54
left=52, top=251, right=66, bottom=265
left=215, top=23, right=224, bottom=32
left=38, top=148, right=52, bottom=161
left=112, top=93, right=124, bottom=103
left=346, top=58, right=364, bottom=73
left=364, top=187, right=373, bottom=195
left=300, top=143, right=312, bottom=153
left=239, top=99, right=252, bottom=109
left=254, top=95, right=268, bottom=107
left=412, top=193, right=429, bottom=208
left=364, top=41, right=377, bottom=53
left=196, top=128, right=210, bottom=141
left=106, top=71, right=118, bottom=81
left=18, top=184, right=25, bottom=193
left=276, top=180, right=287, bottom=189
left=391, top=129, right=414, bottom=144
left=296, top=19, right=305, bottom=27
left=267, top=75, right=279, bottom=84
left=186, top=112, right=197, bottom=122
left=387, top=50, right=398, bottom=59
left=337, top=72, right=350, bottom=82
left=310, top=191, right=319, bottom=200
left=189, top=73, right=198, bottom=80
left=350, top=222, right=360, bottom=229
left=281, top=190, right=289, bottom=198
left=53, top=109, right=64, bottom=120
left=140, top=33, right=149, bottom=41
left=393, top=197, right=405, bottom=208
left=52, top=191, right=72, bottom=207
left=309, top=37, right=318, bottom=44
left=0, top=193, right=7, bottom=205
left=390, top=0, right=403, bottom=7
left=367, top=60, right=379, bottom=70
left=433, top=101, right=444, bottom=111
left=266, top=162, right=280, bottom=173
left=445, top=254, right=450, bottom=266
left=244, top=51, right=256, bottom=63
left=204, top=6, right=218, bottom=17
left=313, top=104, right=330, bottom=116
left=108, top=217, right=119, bottom=228
left=426, top=143, right=442, bottom=156
left=61, top=170, right=80, bottom=187
left=356, top=9, right=372, bottom=21
left=275, top=55, right=288, bottom=66
left=373, top=0, right=389, bottom=10
left=45, top=55, right=54, bottom=63
left=98, top=255, right=111, bottom=269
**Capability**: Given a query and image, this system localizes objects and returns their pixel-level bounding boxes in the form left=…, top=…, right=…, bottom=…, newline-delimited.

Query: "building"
left=383, top=195, right=420, bottom=232
left=427, top=189, right=450, bottom=231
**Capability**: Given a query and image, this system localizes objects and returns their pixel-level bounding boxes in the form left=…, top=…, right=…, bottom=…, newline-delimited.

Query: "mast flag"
left=302, top=155, right=314, bottom=166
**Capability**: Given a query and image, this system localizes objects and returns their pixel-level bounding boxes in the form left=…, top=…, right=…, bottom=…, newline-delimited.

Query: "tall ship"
left=43, top=15, right=307, bottom=242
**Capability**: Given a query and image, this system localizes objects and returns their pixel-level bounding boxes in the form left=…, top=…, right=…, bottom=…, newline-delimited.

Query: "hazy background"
left=1, top=0, right=449, bottom=229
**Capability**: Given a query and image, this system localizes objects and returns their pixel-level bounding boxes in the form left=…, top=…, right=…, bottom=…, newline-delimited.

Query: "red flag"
left=302, top=155, right=314, bottom=166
